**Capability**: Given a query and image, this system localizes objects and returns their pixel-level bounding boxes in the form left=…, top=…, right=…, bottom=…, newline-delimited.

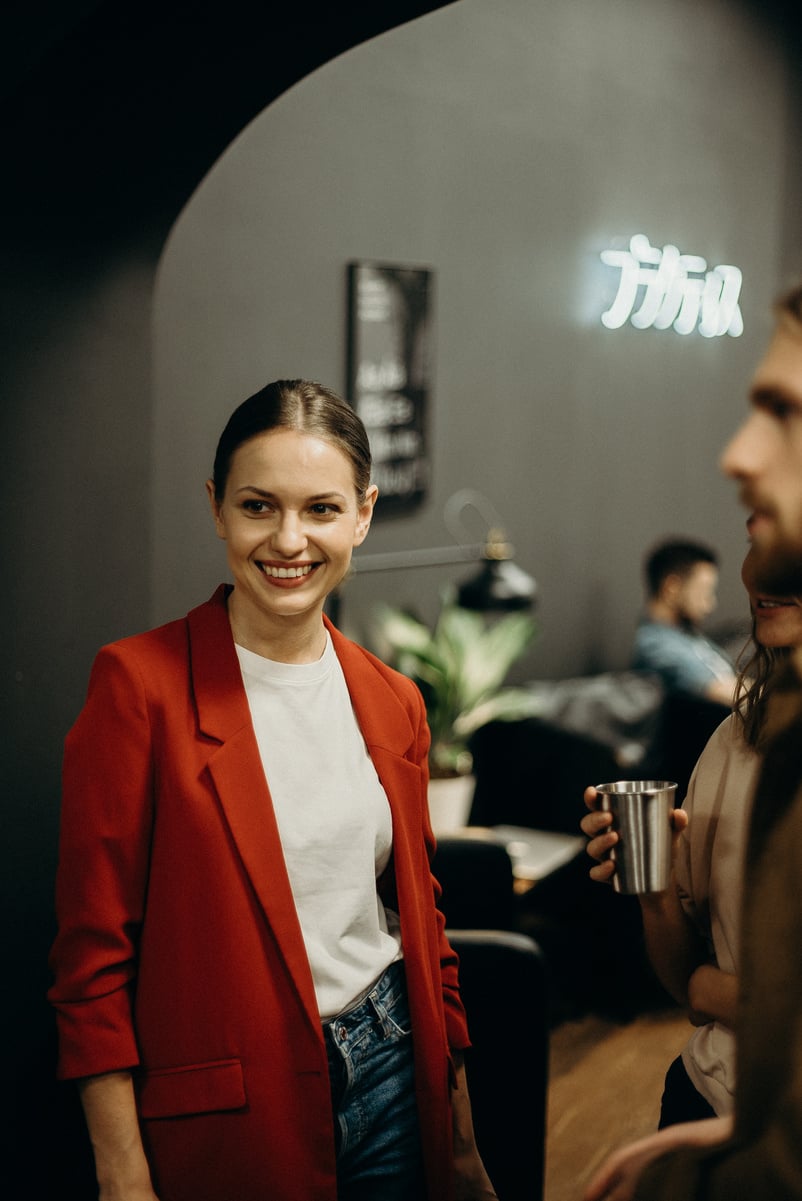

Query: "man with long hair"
left=585, top=282, right=802, bottom=1200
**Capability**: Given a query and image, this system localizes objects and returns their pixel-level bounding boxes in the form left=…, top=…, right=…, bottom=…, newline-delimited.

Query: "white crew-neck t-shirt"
left=235, top=631, right=402, bottom=1021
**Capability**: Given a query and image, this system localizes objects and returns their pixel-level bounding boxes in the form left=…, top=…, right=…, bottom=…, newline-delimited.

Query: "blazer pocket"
left=138, top=1057, right=246, bottom=1119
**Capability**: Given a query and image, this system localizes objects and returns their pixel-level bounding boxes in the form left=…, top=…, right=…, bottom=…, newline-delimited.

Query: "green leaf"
left=372, top=599, right=537, bottom=767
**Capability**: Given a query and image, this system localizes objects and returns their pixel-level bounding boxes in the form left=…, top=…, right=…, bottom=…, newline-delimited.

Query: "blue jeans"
left=324, top=960, right=425, bottom=1201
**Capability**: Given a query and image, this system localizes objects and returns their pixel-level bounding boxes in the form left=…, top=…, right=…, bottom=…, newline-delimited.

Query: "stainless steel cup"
left=594, top=780, right=677, bottom=895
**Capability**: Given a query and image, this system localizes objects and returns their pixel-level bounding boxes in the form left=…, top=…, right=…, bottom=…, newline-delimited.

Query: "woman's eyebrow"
left=234, top=485, right=348, bottom=501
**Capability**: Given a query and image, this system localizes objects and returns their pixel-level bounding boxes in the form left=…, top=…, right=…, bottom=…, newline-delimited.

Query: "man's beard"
left=750, top=534, right=802, bottom=594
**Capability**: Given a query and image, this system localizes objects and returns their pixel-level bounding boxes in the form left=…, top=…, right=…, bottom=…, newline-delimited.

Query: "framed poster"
left=346, top=261, right=433, bottom=516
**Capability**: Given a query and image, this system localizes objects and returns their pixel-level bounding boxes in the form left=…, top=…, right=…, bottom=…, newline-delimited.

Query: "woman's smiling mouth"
left=257, top=561, right=316, bottom=580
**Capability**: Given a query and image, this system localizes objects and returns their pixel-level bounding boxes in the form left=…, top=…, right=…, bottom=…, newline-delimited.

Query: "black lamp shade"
left=456, top=558, right=537, bottom=612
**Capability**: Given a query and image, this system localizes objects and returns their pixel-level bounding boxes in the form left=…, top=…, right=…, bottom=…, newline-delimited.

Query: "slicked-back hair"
left=211, top=379, right=372, bottom=502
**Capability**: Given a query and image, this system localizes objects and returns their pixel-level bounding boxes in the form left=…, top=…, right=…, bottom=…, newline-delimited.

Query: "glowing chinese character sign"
left=600, top=235, right=743, bottom=337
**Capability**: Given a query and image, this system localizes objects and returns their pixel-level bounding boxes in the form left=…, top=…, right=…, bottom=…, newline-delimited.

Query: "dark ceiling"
left=2, top=1, right=457, bottom=246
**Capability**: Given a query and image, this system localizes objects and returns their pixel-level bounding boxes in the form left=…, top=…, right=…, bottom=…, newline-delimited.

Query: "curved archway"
left=1, top=6, right=454, bottom=1195
left=4, top=1, right=456, bottom=243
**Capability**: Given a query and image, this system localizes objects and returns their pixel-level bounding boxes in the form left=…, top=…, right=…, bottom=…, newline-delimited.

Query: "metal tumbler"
left=594, top=780, right=677, bottom=895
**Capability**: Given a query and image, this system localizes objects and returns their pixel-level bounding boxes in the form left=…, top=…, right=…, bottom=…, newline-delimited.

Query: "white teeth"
left=261, top=563, right=313, bottom=579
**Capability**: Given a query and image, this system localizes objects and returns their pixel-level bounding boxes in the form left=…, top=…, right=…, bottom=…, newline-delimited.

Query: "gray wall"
left=153, top=0, right=799, bottom=682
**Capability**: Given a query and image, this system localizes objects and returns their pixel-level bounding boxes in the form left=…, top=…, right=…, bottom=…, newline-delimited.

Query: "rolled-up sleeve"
left=48, top=644, right=155, bottom=1079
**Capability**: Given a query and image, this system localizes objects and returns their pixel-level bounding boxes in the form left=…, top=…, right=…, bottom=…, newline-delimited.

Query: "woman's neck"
left=226, top=593, right=327, bottom=663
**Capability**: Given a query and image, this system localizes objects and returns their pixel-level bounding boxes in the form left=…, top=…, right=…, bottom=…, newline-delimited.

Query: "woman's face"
left=207, top=427, right=377, bottom=640
left=741, top=545, right=802, bottom=649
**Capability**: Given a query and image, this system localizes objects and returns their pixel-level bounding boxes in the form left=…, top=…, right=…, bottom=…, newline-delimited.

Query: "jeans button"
left=338, top=1025, right=347, bottom=1042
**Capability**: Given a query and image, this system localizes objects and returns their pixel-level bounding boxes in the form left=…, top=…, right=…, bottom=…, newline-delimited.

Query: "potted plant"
left=372, top=595, right=538, bottom=828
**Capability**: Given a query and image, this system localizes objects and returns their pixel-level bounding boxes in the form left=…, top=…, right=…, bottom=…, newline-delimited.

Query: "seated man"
left=631, top=538, right=737, bottom=707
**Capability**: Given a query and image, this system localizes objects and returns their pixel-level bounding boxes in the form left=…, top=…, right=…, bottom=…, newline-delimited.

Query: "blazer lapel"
left=326, top=618, right=417, bottom=761
left=187, top=588, right=322, bottom=1046
left=184, top=592, right=426, bottom=1044
left=327, top=623, right=436, bottom=978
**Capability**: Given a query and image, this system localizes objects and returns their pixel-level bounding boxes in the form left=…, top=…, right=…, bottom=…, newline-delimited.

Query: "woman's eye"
left=242, top=499, right=271, bottom=514
left=311, top=503, right=338, bottom=516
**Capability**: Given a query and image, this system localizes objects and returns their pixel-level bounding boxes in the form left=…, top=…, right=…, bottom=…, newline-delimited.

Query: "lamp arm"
left=328, top=490, right=534, bottom=626
left=348, top=542, right=485, bottom=575
left=443, top=488, right=507, bottom=545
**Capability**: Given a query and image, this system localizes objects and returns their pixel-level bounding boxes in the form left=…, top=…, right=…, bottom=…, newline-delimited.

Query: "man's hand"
left=580, top=785, right=688, bottom=885
left=583, top=1115, right=732, bottom=1201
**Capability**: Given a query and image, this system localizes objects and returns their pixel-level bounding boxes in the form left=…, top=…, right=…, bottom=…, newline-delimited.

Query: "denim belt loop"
left=369, top=983, right=397, bottom=1038
left=324, top=958, right=405, bottom=1043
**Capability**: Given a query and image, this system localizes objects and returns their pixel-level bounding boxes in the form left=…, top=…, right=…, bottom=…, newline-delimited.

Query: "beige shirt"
left=636, top=658, right=802, bottom=1198
left=674, top=714, right=760, bottom=1115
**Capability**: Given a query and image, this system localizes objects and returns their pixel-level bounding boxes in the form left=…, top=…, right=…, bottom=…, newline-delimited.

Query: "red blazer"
left=49, top=586, right=470, bottom=1201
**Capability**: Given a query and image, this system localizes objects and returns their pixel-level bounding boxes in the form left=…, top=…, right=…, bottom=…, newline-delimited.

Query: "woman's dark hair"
left=211, top=379, right=372, bottom=502
left=733, top=628, right=792, bottom=751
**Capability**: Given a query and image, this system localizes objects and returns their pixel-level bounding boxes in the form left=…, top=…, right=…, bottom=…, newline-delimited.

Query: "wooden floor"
left=543, top=1007, right=690, bottom=1201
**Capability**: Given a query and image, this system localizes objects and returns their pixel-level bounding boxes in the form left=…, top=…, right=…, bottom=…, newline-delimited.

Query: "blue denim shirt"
left=631, top=619, right=735, bottom=697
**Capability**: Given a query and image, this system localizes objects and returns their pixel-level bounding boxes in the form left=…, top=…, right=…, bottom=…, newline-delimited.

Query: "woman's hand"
left=98, top=1185, right=161, bottom=1201
left=581, top=786, right=688, bottom=886
left=583, top=1115, right=732, bottom=1201
left=78, top=1072, right=161, bottom=1201
left=452, top=1146, right=499, bottom=1200
left=450, top=1051, right=499, bottom=1199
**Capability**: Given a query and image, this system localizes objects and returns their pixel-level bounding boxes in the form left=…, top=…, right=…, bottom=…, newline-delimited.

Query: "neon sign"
left=600, top=235, right=743, bottom=337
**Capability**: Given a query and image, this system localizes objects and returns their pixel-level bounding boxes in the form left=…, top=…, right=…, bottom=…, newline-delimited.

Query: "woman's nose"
left=271, top=512, right=308, bottom=556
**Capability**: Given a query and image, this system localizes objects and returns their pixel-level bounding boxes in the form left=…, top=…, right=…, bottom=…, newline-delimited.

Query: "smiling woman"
left=48, top=377, right=500, bottom=1201
left=207, top=438, right=377, bottom=660
left=203, top=381, right=378, bottom=661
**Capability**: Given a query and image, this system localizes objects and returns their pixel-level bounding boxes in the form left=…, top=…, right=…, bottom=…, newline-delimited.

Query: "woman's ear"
left=353, top=484, right=379, bottom=546
left=206, top=479, right=226, bottom=540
